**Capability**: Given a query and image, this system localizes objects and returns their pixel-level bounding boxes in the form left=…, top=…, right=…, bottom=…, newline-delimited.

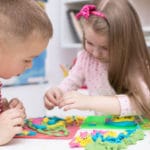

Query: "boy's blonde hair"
left=0, top=0, right=53, bottom=42
left=80, top=0, right=150, bottom=118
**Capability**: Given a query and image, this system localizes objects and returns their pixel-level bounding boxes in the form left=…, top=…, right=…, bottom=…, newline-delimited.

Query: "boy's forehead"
left=28, top=55, right=38, bottom=59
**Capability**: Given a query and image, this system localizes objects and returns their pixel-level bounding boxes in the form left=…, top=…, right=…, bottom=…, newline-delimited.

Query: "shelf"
left=147, top=43, right=150, bottom=47
left=146, top=40, right=150, bottom=47
left=61, top=0, right=88, bottom=49
left=61, top=0, right=150, bottom=49
left=61, top=43, right=82, bottom=49
left=143, top=26, right=150, bottom=47
left=65, top=0, right=90, bottom=4
left=143, top=26, right=150, bottom=32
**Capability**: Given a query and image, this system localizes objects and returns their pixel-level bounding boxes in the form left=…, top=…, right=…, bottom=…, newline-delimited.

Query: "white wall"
left=130, top=0, right=150, bottom=27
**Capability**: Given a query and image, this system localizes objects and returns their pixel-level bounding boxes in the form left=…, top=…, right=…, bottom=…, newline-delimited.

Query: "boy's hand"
left=9, top=98, right=26, bottom=119
left=44, top=87, right=63, bottom=110
left=0, top=108, right=24, bottom=145
left=2, top=98, right=9, bottom=111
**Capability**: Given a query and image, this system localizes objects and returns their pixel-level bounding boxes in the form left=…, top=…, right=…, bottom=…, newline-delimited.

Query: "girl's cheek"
left=86, top=45, right=93, bottom=53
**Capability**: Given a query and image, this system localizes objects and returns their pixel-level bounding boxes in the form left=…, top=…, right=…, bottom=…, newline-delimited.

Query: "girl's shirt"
left=59, top=50, right=115, bottom=96
left=58, top=50, right=132, bottom=116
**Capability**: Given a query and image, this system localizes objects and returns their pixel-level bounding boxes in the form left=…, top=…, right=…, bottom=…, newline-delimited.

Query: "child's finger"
left=6, top=108, right=25, bottom=119
left=9, top=98, right=20, bottom=108
left=22, top=108, right=26, bottom=119
left=2, top=98, right=9, bottom=110
left=12, top=117, right=24, bottom=126
left=15, top=103, right=24, bottom=109
left=59, top=99, right=74, bottom=108
left=44, top=97, right=55, bottom=109
left=63, top=104, right=74, bottom=111
left=13, top=126, right=23, bottom=135
left=10, top=100, right=26, bottom=119
left=54, top=89, right=63, bottom=100
left=45, top=94, right=58, bottom=105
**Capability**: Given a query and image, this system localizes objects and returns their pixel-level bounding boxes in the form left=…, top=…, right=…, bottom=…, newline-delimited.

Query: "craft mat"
left=81, top=115, right=140, bottom=130
left=15, top=117, right=80, bottom=140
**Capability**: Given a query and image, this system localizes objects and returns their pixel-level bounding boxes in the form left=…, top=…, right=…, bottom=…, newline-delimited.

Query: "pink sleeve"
left=58, top=51, right=85, bottom=92
left=116, top=94, right=133, bottom=116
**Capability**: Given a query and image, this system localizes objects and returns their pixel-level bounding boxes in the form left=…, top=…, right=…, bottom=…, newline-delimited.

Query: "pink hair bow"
left=76, top=4, right=106, bottom=20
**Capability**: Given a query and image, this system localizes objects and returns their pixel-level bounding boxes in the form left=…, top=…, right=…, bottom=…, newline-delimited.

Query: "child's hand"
left=44, top=87, right=63, bottom=110
left=9, top=98, right=26, bottom=119
left=59, top=91, right=91, bottom=111
left=0, top=108, right=24, bottom=145
left=1, top=98, right=9, bottom=111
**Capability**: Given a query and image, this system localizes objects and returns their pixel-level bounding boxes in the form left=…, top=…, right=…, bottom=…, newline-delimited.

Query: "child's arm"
left=59, top=76, right=149, bottom=116
left=44, top=51, right=86, bottom=110
left=59, top=91, right=122, bottom=115
left=59, top=91, right=139, bottom=116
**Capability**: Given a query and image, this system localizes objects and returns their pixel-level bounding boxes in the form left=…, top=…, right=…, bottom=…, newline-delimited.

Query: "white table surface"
left=0, top=129, right=150, bottom=150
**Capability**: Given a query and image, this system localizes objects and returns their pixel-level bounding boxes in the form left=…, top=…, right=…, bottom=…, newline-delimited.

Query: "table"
left=0, top=129, right=150, bottom=150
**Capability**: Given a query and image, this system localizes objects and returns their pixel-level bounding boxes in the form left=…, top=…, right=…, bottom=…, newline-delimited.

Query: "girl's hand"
left=0, top=108, right=24, bottom=145
left=59, top=91, right=91, bottom=111
left=9, top=98, right=26, bottom=119
left=44, top=87, right=63, bottom=110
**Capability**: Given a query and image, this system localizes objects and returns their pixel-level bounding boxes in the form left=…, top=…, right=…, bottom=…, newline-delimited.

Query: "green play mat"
left=80, top=115, right=150, bottom=130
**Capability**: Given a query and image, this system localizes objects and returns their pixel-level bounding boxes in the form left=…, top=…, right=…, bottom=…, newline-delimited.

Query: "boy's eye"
left=24, top=60, right=32, bottom=63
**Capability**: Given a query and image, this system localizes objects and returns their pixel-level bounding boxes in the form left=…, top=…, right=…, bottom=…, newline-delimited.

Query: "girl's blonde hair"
left=0, top=0, right=53, bottom=41
left=81, top=0, right=150, bottom=118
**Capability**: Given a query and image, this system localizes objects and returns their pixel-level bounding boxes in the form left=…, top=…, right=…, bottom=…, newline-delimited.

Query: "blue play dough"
left=106, top=120, right=137, bottom=127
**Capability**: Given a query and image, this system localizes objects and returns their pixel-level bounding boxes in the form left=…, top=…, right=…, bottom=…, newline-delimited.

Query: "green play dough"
left=85, top=129, right=144, bottom=150
left=85, top=139, right=126, bottom=150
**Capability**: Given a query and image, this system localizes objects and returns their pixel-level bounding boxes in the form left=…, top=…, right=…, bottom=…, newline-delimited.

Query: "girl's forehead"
left=85, top=27, right=108, bottom=44
left=84, top=23, right=107, bottom=35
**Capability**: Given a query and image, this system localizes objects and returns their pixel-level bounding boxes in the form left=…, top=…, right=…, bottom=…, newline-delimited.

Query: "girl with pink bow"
left=45, top=0, right=150, bottom=119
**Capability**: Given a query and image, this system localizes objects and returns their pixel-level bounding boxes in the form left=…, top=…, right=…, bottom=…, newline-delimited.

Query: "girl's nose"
left=93, top=47, right=100, bottom=55
left=93, top=46, right=100, bottom=53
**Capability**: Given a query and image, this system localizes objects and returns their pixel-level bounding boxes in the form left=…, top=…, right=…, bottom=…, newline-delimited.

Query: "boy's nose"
left=26, top=62, right=32, bottom=70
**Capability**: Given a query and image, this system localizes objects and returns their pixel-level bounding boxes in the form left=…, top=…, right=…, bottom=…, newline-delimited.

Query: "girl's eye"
left=98, top=46, right=108, bottom=51
left=86, top=40, right=93, bottom=46
left=101, top=46, right=108, bottom=51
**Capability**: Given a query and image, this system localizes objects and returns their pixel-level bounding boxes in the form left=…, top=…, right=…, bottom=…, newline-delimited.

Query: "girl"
left=44, top=0, right=150, bottom=119
left=0, top=0, right=53, bottom=145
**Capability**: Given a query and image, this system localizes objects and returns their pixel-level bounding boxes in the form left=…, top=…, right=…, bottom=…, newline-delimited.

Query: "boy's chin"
left=2, top=74, right=20, bottom=79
